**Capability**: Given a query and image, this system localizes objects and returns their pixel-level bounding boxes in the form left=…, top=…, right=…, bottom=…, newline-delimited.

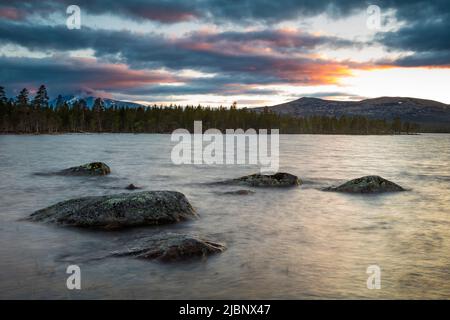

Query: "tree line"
left=0, top=85, right=419, bottom=134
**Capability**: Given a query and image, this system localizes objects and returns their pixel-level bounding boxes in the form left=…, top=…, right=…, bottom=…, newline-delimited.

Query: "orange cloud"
left=0, top=7, right=24, bottom=20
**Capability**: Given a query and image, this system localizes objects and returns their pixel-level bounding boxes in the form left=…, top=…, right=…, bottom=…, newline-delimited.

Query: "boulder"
left=323, top=175, right=405, bottom=193
left=111, top=234, right=226, bottom=262
left=225, top=172, right=301, bottom=187
left=58, top=162, right=111, bottom=176
left=28, top=191, right=196, bottom=229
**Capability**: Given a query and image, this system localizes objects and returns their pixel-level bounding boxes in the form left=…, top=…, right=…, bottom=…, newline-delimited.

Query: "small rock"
left=58, top=162, right=111, bottom=176
left=323, top=175, right=405, bottom=193
left=28, top=191, right=197, bottom=229
left=112, top=234, right=226, bottom=262
left=125, top=183, right=141, bottom=190
left=224, top=172, right=301, bottom=187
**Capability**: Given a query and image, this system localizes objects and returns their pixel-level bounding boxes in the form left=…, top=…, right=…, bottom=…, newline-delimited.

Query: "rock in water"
left=28, top=191, right=196, bottom=229
left=226, top=172, right=300, bottom=187
left=323, top=175, right=405, bottom=193
left=125, top=183, right=141, bottom=190
left=59, top=162, right=111, bottom=176
left=111, top=234, right=226, bottom=262
left=221, top=189, right=255, bottom=195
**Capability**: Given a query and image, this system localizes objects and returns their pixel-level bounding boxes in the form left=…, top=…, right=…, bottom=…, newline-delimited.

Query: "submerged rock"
left=28, top=191, right=196, bottom=229
left=221, top=189, right=255, bottom=195
left=224, top=172, right=301, bottom=187
left=125, top=183, right=141, bottom=190
left=58, top=162, right=111, bottom=176
left=323, top=175, right=405, bottom=193
left=111, top=234, right=226, bottom=262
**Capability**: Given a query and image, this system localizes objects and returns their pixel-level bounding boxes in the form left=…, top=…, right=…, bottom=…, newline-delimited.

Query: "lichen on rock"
left=111, top=234, right=226, bottom=262
left=220, top=172, right=301, bottom=187
left=58, top=162, right=111, bottom=176
left=28, top=191, right=197, bottom=229
left=323, top=175, right=405, bottom=193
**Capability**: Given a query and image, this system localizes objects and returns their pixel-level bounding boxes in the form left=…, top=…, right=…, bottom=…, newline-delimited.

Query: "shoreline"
left=0, top=132, right=425, bottom=136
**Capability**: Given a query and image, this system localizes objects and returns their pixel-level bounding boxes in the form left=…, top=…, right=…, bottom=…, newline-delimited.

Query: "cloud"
left=4, top=1, right=450, bottom=70
left=1, top=0, right=366, bottom=24
left=0, top=0, right=199, bottom=24
left=0, top=19, right=368, bottom=100
left=0, top=56, right=178, bottom=96
left=2, top=0, right=450, bottom=102
left=0, top=6, right=25, bottom=20
left=374, top=0, right=450, bottom=67
left=181, top=29, right=361, bottom=54
left=296, top=91, right=367, bottom=100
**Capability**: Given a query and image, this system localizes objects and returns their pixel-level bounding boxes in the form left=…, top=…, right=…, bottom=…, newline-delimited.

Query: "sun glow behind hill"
left=1, top=1, right=450, bottom=107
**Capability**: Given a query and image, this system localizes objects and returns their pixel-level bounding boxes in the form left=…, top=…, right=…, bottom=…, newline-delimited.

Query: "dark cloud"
left=0, top=19, right=358, bottom=56
left=183, top=29, right=361, bottom=53
left=0, top=56, right=178, bottom=97
left=380, top=52, right=450, bottom=68
left=115, top=82, right=282, bottom=97
left=0, top=52, right=343, bottom=99
left=1, top=0, right=368, bottom=24
left=0, top=54, right=287, bottom=102
left=3, top=1, right=449, bottom=69
left=0, top=0, right=199, bottom=23
left=373, top=0, right=450, bottom=66
left=0, top=20, right=362, bottom=94
left=3, top=0, right=449, bottom=28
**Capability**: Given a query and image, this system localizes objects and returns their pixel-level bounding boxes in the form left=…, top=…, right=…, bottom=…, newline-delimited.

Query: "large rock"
left=225, top=172, right=301, bottom=187
left=111, top=234, right=226, bottom=262
left=28, top=191, right=197, bottom=229
left=323, top=175, right=405, bottom=193
left=58, top=162, right=111, bottom=176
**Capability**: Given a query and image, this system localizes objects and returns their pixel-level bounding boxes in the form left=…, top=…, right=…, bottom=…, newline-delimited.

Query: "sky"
left=0, top=0, right=449, bottom=107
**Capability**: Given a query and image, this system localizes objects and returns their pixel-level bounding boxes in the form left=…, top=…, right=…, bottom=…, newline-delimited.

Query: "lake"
left=0, top=133, right=450, bottom=299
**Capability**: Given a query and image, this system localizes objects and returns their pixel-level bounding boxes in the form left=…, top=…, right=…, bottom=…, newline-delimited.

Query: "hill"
left=252, top=97, right=450, bottom=132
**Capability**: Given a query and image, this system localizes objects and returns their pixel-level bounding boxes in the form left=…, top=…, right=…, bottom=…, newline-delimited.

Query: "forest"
left=0, top=85, right=419, bottom=134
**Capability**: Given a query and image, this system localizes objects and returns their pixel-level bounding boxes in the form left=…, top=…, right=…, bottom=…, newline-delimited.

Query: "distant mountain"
left=252, top=97, right=450, bottom=132
left=50, top=94, right=146, bottom=109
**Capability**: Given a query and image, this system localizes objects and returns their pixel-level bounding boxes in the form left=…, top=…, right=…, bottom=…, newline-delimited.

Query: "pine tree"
left=92, top=98, right=104, bottom=131
left=55, top=94, right=65, bottom=109
left=16, top=88, right=29, bottom=107
left=0, top=86, right=7, bottom=104
left=32, top=85, right=49, bottom=109
left=391, top=117, right=402, bottom=134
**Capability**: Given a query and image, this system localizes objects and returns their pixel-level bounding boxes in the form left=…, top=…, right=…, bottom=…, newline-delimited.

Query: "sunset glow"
left=0, top=1, right=449, bottom=105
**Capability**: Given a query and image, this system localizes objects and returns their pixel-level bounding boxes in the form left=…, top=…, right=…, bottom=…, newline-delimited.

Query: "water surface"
left=0, top=133, right=450, bottom=299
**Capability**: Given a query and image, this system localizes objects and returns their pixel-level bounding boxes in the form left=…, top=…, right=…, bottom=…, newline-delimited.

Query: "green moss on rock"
left=59, top=162, right=111, bottom=176
left=111, top=233, right=226, bottom=262
left=226, top=172, right=301, bottom=187
left=28, top=191, right=197, bottom=229
left=323, top=175, right=405, bottom=193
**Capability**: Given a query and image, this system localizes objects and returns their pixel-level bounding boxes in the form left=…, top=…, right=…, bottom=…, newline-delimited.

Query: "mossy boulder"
left=224, top=172, right=301, bottom=187
left=111, top=234, right=226, bottom=262
left=59, top=162, right=111, bottom=176
left=323, top=175, right=405, bottom=193
left=28, top=191, right=196, bottom=229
